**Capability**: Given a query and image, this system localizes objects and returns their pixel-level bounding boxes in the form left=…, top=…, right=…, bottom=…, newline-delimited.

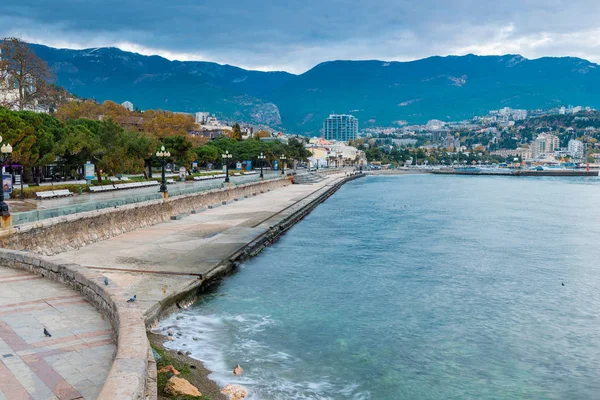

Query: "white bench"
left=194, top=174, right=225, bottom=181
left=88, top=180, right=159, bottom=194
left=166, top=179, right=177, bottom=184
left=35, top=189, right=73, bottom=199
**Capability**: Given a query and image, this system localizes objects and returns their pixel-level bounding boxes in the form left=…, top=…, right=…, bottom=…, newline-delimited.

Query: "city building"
left=195, top=112, right=209, bottom=124
left=531, top=133, right=560, bottom=159
left=323, top=114, right=358, bottom=142
left=426, top=119, right=445, bottom=130
left=567, top=139, right=585, bottom=160
left=121, top=101, right=134, bottom=111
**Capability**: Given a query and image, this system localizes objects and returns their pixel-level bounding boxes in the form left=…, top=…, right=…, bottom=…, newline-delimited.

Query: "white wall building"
left=195, top=112, right=209, bottom=124
left=567, top=139, right=585, bottom=160
left=121, top=101, right=134, bottom=111
left=531, top=133, right=560, bottom=159
left=426, top=119, right=445, bottom=130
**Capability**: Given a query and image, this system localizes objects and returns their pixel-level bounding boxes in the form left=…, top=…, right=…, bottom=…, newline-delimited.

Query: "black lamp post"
left=222, top=150, right=232, bottom=183
left=0, top=138, right=13, bottom=220
left=156, top=145, right=171, bottom=196
left=258, top=152, right=266, bottom=180
left=280, top=154, right=287, bottom=176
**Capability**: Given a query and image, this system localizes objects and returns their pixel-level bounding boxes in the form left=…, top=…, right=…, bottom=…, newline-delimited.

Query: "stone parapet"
left=0, top=248, right=149, bottom=400
left=0, top=178, right=289, bottom=255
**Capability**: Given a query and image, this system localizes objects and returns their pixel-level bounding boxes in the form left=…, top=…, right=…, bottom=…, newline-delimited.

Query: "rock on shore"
left=221, top=384, right=248, bottom=400
left=165, top=376, right=202, bottom=397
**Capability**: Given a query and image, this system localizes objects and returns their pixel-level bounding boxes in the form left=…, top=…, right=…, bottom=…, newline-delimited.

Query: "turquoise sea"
left=157, top=174, right=600, bottom=399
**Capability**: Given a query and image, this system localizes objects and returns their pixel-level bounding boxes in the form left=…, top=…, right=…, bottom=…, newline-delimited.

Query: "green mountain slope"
left=31, top=44, right=600, bottom=133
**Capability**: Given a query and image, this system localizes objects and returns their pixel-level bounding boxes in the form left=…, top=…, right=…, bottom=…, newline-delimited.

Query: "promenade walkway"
left=46, top=172, right=350, bottom=317
left=0, top=267, right=115, bottom=400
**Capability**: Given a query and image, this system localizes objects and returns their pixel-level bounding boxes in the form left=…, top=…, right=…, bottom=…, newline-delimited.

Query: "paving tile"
left=0, top=266, right=116, bottom=400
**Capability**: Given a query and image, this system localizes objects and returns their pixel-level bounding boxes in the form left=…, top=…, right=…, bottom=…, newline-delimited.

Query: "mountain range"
left=31, top=43, right=600, bottom=133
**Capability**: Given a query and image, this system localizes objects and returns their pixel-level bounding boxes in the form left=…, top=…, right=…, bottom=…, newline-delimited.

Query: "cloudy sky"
left=1, top=0, right=599, bottom=73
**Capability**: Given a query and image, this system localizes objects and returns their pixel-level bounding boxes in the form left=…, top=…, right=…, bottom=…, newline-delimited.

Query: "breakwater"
left=431, top=168, right=598, bottom=177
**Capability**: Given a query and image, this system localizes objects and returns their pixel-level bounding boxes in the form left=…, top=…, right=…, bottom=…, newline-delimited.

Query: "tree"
left=253, top=130, right=270, bottom=139
left=142, top=110, right=195, bottom=138
left=231, top=123, right=242, bottom=141
left=162, top=135, right=193, bottom=166
left=0, top=38, right=54, bottom=111
left=194, top=145, right=220, bottom=167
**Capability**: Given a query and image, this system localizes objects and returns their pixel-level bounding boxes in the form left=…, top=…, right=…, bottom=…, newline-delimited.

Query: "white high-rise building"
left=567, top=139, right=585, bottom=160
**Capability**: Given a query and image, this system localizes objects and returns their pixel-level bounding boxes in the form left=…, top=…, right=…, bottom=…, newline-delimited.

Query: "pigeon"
left=127, top=295, right=136, bottom=302
left=104, top=277, right=109, bottom=286
left=43, top=327, right=52, bottom=337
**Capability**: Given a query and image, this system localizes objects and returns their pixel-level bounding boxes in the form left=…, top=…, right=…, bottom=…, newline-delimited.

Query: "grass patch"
left=151, top=344, right=210, bottom=400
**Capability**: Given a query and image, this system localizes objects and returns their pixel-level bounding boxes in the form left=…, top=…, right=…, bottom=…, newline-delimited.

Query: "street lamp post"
left=280, top=155, right=287, bottom=176
left=0, top=137, right=13, bottom=227
left=258, top=152, right=266, bottom=180
left=222, top=150, right=232, bottom=184
left=155, top=145, right=171, bottom=198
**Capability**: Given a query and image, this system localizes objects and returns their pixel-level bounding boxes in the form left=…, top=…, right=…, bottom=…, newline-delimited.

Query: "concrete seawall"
left=145, top=173, right=365, bottom=325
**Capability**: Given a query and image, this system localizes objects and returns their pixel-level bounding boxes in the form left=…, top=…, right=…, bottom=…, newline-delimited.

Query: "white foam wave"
left=154, top=311, right=370, bottom=399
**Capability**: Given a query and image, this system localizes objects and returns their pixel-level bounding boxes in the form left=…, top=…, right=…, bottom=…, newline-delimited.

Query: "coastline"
left=149, top=172, right=365, bottom=398
left=148, top=331, right=228, bottom=400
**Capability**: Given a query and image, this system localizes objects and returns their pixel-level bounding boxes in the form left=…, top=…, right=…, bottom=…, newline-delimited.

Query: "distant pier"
left=430, top=168, right=598, bottom=177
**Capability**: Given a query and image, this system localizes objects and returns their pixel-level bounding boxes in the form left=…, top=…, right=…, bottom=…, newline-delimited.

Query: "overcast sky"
left=1, top=0, right=599, bottom=73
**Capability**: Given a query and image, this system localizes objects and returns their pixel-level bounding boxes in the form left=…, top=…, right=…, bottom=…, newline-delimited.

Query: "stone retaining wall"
left=0, top=248, right=149, bottom=400
left=0, top=178, right=289, bottom=255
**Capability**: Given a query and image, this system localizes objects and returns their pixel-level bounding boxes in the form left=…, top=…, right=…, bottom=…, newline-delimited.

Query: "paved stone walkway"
left=0, top=267, right=115, bottom=400
left=47, top=173, right=350, bottom=316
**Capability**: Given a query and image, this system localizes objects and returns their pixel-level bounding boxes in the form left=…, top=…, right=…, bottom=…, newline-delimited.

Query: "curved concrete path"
left=0, top=266, right=115, bottom=400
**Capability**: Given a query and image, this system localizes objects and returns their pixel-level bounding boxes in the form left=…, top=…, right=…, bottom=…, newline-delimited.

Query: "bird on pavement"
left=104, top=277, right=109, bottom=286
left=127, top=295, right=137, bottom=302
left=43, top=327, right=52, bottom=337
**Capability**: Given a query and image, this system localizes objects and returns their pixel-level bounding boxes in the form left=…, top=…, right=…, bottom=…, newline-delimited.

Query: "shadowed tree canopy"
left=0, top=38, right=54, bottom=111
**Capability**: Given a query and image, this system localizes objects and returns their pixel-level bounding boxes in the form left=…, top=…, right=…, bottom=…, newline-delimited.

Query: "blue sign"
left=274, top=160, right=279, bottom=171
left=246, top=160, right=252, bottom=170
left=84, top=161, right=95, bottom=184
left=2, top=174, right=12, bottom=195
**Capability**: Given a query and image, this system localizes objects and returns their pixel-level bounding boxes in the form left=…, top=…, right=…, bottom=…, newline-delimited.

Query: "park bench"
left=35, top=189, right=73, bottom=199
left=166, top=179, right=177, bottom=184
left=88, top=180, right=159, bottom=194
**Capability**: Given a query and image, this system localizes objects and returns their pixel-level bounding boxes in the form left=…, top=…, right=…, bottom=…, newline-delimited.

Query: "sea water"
left=157, top=174, right=600, bottom=399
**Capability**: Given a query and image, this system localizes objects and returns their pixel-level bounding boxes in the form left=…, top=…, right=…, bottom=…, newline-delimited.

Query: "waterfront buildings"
left=307, top=138, right=366, bottom=168
left=324, top=114, right=358, bottom=142
left=490, top=148, right=532, bottom=160
left=426, top=119, right=445, bottom=130
left=531, top=133, right=560, bottom=159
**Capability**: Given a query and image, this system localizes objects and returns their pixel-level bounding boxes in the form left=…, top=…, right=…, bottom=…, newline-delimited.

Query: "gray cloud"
left=1, top=0, right=599, bottom=73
